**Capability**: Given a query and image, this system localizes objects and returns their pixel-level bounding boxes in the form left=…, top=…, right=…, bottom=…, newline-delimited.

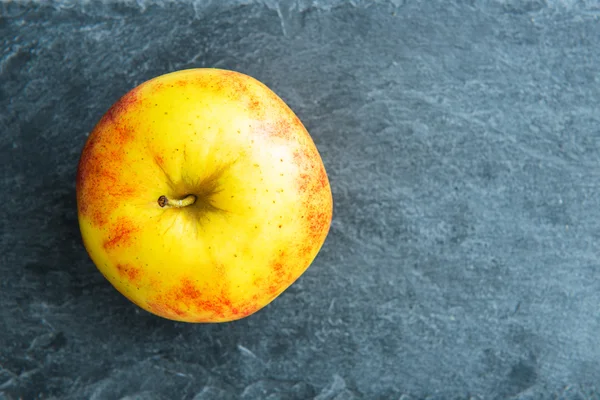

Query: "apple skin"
left=76, top=69, right=332, bottom=323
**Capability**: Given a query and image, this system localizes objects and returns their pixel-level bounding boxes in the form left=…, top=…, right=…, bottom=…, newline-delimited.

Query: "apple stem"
left=158, top=194, right=197, bottom=208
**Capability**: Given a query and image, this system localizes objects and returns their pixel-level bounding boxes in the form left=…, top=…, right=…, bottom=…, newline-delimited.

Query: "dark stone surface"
left=2, top=0, right=600, bottom=398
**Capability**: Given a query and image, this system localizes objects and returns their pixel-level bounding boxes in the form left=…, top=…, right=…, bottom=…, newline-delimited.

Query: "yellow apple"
left=76, top=68, right=332, bottom=323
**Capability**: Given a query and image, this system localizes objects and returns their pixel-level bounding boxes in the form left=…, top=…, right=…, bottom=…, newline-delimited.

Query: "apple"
left=76, top=69, right=333, bottom=323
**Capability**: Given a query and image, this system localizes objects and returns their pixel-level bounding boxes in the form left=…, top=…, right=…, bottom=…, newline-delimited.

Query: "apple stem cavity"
left=158, top=194, right=197, bottom=208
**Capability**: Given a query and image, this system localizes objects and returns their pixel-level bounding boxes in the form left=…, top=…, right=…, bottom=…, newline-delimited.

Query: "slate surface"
left=2, top=0, right=600, bottom=399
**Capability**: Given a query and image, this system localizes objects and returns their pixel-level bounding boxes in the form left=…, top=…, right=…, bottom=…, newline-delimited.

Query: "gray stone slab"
left=2, top=1, right=600, bottom=398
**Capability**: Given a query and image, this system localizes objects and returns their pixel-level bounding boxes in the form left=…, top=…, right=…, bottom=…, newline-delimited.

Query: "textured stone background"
left=2, top=0, right=600, bottom=399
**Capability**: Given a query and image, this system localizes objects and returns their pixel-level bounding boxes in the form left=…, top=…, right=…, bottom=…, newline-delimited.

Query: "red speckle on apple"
left=239, top=304, right=258, bottom=318
left=77, top=94, right=141, bottom=228
left=252, top=113, right=302, bottom=142
left=77, top=146, right=124, bottom=227
left=103, top=218, right=138, bottom=250
left=292, top=147, right=324, bottom=193
left=147, top=278, right=231, bottom=321
left=272, top=262, right=285, bottom=280
left=317, top=163, right=328, bottom=189
left=305, top=208, right=330, bottom=238
left=298, top=173, right=310, bottom=192
left=116, top=263, right=141, bottom=282
left=150, top=81, right=165, bottom=95
left=144, top=277, right=270, bottom=322
left=272, top=253, right=286, bottom=275
left=272, top=118, right=297, bottom=141
left=89, top=208, right=109, bottom=227
left=154, top=154, right=165, bottom=168
left=213, top=70, right=247, bottom=96
left=177, top=278, right=201, bottom=301
left=248, top=99, right=262, bottom=113
left=76, top=132, right=101, bottom=213
left=113, top=124, right=135, bottom=147
left=147, top=300, right=186, bottom=318
left=102, top=86, right=140, bottom=124
left=267, top=284, right=279, bottom=295
left=299, top=244, right=314, bottom=259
